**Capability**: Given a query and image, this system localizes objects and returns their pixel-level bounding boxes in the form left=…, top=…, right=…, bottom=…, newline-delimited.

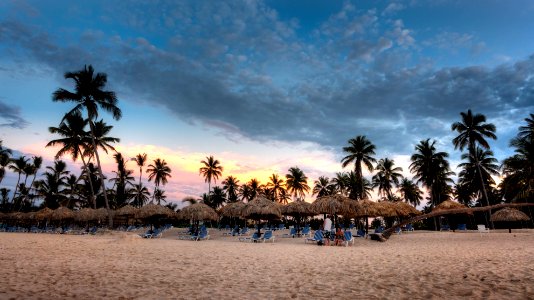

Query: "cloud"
left=0, top=99, right=28, bottom=129
left=0, top=1, right=533, bottom=168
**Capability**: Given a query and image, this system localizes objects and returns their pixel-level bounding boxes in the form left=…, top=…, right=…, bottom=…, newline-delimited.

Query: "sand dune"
left=1, top=229, right=533, bottom=299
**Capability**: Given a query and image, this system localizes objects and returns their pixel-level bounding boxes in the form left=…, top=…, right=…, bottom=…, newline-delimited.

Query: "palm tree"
left=457, top=147, right=499, bottom=205
left=35, top=160, right=70, bottom=209
left=398, top=178, right=423, bottom=207
left=47, top=112, right=98, bottom=207
left=206, top=186, right=226, bottom=209
left=222, top=176, right=240, bottom=202
left=347, top=171, right=373, bottom=200
left=199, top=155, right=223, bottom=194
left=266, top=174, right=286, bottom=203
left=64, top=174, right=80, bottom=208
left=147, top=158, right=172, bottom=202
left=128, top=183, right=150, bottom=208
left=341, top=136, right=376, bottom=199
left=451, top=109, right=497, bottom=208
left=20, top=156, right=43, bottom=208
left=502, top=115, right=534, bottom=201
left=372, top=158, right=403, bottom=199
left=8, top=156, right=28, bottom=207
left=312, top=176, right=335, bottom=197
left=285, top=167, right=310, bottom=201
left=153, top=189, right=167, bottom=206
left=52, top=65, right=122, bottom=226
left=247, top=178, right=262, bottom=200
left=331, top=172, right=349, bottom=196
left=133, top=153, right=148, bottom=185
left=409, top=139, right=451, bottom=207
left=0, top=140, right=12, bottom=185
left=1, top=188, right=10, bottom=211
left=182, top=196, right=198, bottom=206
left=110, top=152, right=135, bottom=208
left=238, top=183, right=254, bottom=202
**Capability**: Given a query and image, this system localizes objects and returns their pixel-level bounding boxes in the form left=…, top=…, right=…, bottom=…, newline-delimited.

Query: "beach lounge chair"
left=282, top=227, right=297, bottom=238
left=141, top=229, right=154, bottom=238
left=238, top=227, right=249, bottom=236
left=277, top=224, right=285, bottom=231
left=477, top=224, right=490, bottom=236
left=440, top=224, right=451, bottom=231
left=191, top=230, right=210, bottom=241
left=262, top=230, right=275, bottom=243
left=305, top=230, right=323, bottom=244
left=395, top=227, right=402, bottom=235
left=353, top=229, right=365, bottom=238
left=405, top=224, right=414, bottom=231
left=374, top=226, right=384, bottom=234
left=151, top=229, right=163, bottom=238
left=239, top=232, right=259, bottom=242
left=343, top=231, right=354, bottom=247
left=301, top=227, right=311, bottom=238
left=457, top=224, right=467, bottom=231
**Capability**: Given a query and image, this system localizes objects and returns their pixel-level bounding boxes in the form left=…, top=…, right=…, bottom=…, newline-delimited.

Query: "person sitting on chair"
left=334, top=227, right=345, bottom=246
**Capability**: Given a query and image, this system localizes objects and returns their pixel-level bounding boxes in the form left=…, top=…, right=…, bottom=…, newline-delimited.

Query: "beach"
left=1, top=229, right=533, bottom=299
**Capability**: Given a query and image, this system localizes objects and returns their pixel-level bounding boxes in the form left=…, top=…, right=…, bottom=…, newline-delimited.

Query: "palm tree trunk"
left=78, top=147, right=97, bottom=209
left=471, top=145, right=493, bottom=229
left=139, top=167, right=142, bottom=186
left=28, top=173, right=39, bottom=208
left=88, top=120, right=113, bottom=228
left=11, top=172, right=21, bottom=211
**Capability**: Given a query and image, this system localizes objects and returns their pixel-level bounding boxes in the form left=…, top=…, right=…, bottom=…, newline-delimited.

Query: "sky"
left=1, top=0, right=533, bottom=207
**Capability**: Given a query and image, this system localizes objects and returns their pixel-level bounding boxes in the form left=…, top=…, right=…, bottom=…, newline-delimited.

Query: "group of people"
left=321, top=215, right=345, bottom=246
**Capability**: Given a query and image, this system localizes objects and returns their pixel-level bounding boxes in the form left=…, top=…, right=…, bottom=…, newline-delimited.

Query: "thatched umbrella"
left=349, top=198, right=382, bottom=236
left=490, top=208, right=531, bottom=233
left=136, top=203, right=176, bottom=230
left=433, top=200, right=468, bottom=212
left=115, top=205, right=139, bottom=216
left=35, top=207, right=54, bottom=221
left=50, top=207, right=76, bottom=221
left=311, top=194, right=353, bottom=230
left=219, top=201, right=247, bottom=219
left=75, top=208, right=97, bottom=222
left=393, top=201, right=421, bottom=217
left=376, top=201, right=398, bottom=218
left=281, top=200, right=315, bottom=236
left=95, top=208, right=113, bottom=222
left=179, top=203, right=218, bottom=221
left=241, top=195, right=282, bottom=237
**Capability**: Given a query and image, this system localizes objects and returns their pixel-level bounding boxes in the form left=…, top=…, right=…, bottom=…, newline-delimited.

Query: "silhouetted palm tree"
left=128, top=183, right=150, bottom=208
left=452, top=109, right=496, bottom=208
left=110, top=152, right=135, bottom=208
left=22, top=156, right=42, bottom=208
left=285, top=167, right=310, bottom=201
left=238, top=184, right=254, bottom=202
left=53, top=65, right=122, bottom=225
left=35, top=160, right=70, bottom=209
left=372, top=158, right=403, bottom=199
left=199, top=155, right=223, bottom=194
left=133, top=153, right=148, bottom=185
left=312, top=176, right=335, bottom=197
left=1, top=188, right=10, bottom=211
left=147, top=158, right=172, bottom=202
left=398, top=178, right=423, bottom=207
left=47, top=112, right=97, bottom=207
left=206, top=186, right=226, bottom=209
left=0, top=140, right=12, bottom=186
left=153, top=189, right=167, bottom=206
left=458, top=147, right=499, bottom=205
left=410, top=139, right=451, bottom=207
left=8, top=156, right=28, bottom=206
left=502, top=115, right=534, bottom=201
left=341, top=136, right=376, bottom=199
left=222, top=176, right=240, bottom=202
left=331, top=172, right=349, bottom=196
left=347, top=171, right=372, bottom=200
left=266, top=174, right=286, bottom=203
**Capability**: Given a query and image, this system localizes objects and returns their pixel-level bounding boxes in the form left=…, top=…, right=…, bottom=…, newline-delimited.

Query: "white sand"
left=1, top=228, right=533, bottom=299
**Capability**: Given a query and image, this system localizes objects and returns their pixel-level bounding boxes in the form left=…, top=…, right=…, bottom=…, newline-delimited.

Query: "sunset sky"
left=1, top=0, right=533, bottom=206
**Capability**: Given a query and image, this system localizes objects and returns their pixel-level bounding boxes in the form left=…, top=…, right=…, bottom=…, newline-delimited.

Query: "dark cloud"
left=1, top=1, right=533, bottom=162
left=0, top=99, right=28, bottom=129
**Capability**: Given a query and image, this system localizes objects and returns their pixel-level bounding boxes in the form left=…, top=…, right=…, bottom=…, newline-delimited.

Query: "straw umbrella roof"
left=281, top=200, right=316, bottom=217
left=35, top=207, right=54, bottom=220
left=433, top=200, right=467, bottom=212
left=219, top=201, right=247, bottom=218
left=95, top=208, right=113, bottom=221
left=75, top=208, right=96, bottom=222
left=115, top=205, right=139, bottom=216
left=241, top=195, right=282, bottom=220
left=179, top=202, right=218, bottom=221
left=136, top=203, right=176, bottom=219
left=393, top=201, right=421, bottom=217
left=50, top=207, right=76, bottom=221
left=310, top=194, right=352, bottom=215
left=349, top=198, right=382, bottom=217
left=490, top=208, right=530, bottom=222
left=376, top=201, right=398, bottom=217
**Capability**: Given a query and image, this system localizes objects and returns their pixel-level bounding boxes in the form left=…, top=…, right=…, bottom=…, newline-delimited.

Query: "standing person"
left=323, top=215, right=332, bottom=246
